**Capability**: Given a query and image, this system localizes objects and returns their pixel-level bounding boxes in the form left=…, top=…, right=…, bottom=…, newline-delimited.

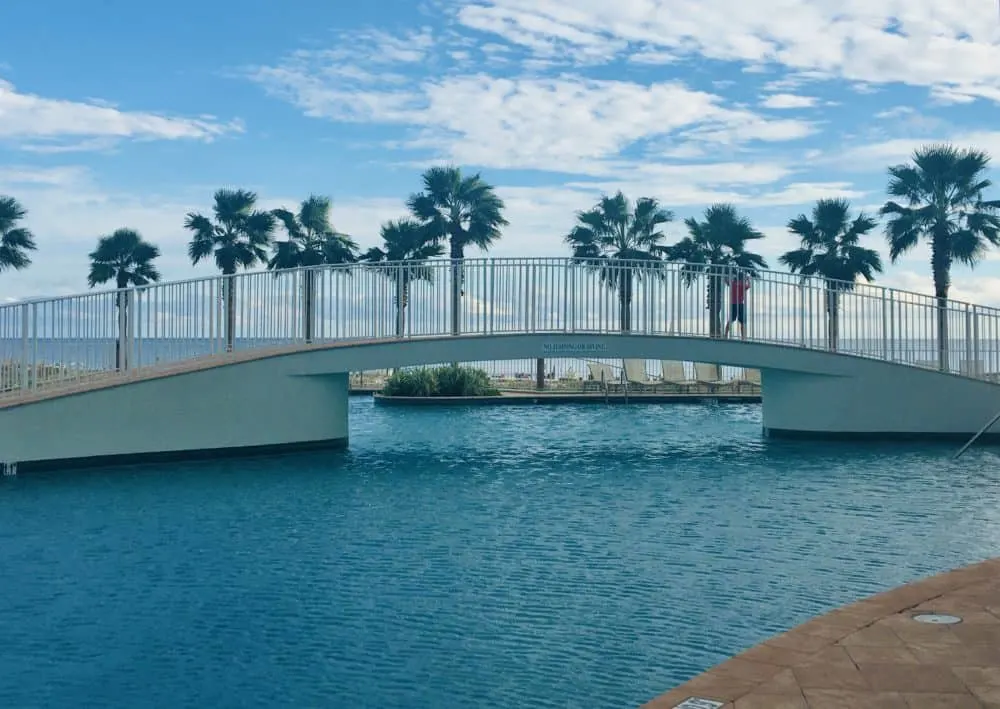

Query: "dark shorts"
left=729, top=303, right=746, bottom=324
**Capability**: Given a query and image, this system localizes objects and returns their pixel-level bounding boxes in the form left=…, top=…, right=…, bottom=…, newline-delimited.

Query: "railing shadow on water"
left=0, top=258, right=997, bottom=401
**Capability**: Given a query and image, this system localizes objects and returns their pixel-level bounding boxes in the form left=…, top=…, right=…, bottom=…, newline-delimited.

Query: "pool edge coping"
left=639, top=556, right=1000, bottom=707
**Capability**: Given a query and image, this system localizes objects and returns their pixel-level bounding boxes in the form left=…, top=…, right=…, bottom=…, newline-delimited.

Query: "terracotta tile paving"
left=641, top=558, right=1000, bottom=709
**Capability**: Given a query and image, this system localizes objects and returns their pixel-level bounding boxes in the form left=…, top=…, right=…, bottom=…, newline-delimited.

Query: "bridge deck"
left=643, top=557, right=1000, bottom=708
left=0, top=327, right=991, bottom=412
left=0, top=341, right=328, bottom=410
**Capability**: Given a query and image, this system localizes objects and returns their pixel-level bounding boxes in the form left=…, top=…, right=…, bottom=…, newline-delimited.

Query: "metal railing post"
left=807, top=279, right=814, bottom=349
left=488, top=260, right=495, bottom=334
left=530, top=261, right=537, bottom=333
left=117, top=288, right=128, bottom=370
left=30, top=303, right=37, bottom=387
left=125, top=288, right=136, bottom=372
left=881, top=289, right=888, bottom=360
left=19, top=303, right=29, bottom=391
left=973, top=305, right=981, bottom=377
left=135, top=289, right=143, bottom=373
left=798, top=281, right=805, bottom=346
left=965, top=304, right=973, bottom=376
left=395, top=265, right=405, bottom=338
left=889, top=291, right=896, bottom=362
left=570, top=262, right=577, bottom=333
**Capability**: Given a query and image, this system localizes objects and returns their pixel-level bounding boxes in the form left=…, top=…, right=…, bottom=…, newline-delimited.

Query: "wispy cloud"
left=761, top=93, right=818, bottom=109
left=0, top=79, right=243, bottom=151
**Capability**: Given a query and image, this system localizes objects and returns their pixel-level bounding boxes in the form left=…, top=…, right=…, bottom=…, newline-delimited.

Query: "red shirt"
left=730, top=279, right=750, bottom=304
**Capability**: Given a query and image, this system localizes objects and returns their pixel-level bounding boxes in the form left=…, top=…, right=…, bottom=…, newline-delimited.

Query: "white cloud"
left=832, top=131, right=1000, bottom=169
left=761, top=93, right=818, bottom=109
left=250, top=60, right=816, bottom=175
left=453, top=0, right=1000, bottom=103
left=0, top=79, right=243, bottom=151
left=628, top=49, right=678, bottom=64
left=882, top=269, right=1000, bottom=308
left=874, top=106, right=914, bottom=119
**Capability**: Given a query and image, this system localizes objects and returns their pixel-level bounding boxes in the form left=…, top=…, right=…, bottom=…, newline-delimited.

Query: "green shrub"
left=433, top=364, right=499, bottom=397
left=381, top=367, right=437, bottom=397
left=380, top=364, right=500, bottom=397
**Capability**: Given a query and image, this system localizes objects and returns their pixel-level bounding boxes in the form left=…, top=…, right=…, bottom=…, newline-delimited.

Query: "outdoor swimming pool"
left=1, top=399, right=997, bottom=708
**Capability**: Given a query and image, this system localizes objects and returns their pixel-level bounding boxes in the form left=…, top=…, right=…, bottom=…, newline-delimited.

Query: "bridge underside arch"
left=1, top=333, right=998, bottom=470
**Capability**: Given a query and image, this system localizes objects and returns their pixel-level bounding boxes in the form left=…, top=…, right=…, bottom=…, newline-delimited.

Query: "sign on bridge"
left=541, top=342, right=609, bottom=356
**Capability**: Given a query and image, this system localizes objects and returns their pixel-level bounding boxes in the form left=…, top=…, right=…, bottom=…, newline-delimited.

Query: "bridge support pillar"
left=0, top=359, right=350, bottom=471
left=761, top=367, right=1000, bottom=440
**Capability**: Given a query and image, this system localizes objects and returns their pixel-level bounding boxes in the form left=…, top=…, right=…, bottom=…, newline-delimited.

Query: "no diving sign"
left=673, top=699, right=724, bottom=709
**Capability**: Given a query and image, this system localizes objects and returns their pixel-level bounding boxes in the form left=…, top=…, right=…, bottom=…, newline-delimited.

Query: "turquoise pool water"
left=2, top=399, right=999, bottom=708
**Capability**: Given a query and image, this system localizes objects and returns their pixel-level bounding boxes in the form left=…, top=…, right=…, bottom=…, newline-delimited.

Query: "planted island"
left=378, top=364, right=501, bottom=399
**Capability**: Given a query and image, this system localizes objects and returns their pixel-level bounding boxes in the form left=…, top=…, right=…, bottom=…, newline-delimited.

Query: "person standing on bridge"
left=723, top=269, right=751, bottom=340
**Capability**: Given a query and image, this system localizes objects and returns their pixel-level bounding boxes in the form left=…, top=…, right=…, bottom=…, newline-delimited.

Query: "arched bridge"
left=1, top=257, right=998, bottom=470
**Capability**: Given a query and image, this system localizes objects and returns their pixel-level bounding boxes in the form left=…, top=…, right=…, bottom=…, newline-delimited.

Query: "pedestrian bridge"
left=1, top=257, right=999, bottom=470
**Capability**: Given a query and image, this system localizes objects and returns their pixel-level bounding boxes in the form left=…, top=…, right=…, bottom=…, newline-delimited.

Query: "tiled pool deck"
left=643, top=558, right=1000, bottom=708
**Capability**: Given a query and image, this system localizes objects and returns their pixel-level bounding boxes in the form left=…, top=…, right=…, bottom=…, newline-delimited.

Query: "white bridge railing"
left=1, top=257, right=998, bottom=400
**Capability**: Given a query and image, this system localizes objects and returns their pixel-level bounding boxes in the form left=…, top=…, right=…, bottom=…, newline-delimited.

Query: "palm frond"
left=298, top=195, right=332, bottom=235
left=408, top=167, right=507, bottom=255
left=668, top=203, right=767, bottom=286
left=213, top=188, right=258, bottom=228
left=268, top=240, right=303, bottom=270
left=882, top=144, right=1000, bottom=288
left=88, top=227, right=161, bottom=288
left=0, top=196, right=35, bottom=273
left=0, top=195, right=27, bottom=232
left=272, top=208, right=303, bottom=241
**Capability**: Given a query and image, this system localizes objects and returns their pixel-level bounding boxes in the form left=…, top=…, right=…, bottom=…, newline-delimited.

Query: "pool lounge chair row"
left=585, top=360, right=761, bottom=394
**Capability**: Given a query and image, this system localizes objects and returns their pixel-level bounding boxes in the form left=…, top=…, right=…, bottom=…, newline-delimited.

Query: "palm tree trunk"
left=395, top=273, right=406, bottom=338
left=707, top=276, right=722, bottom=338
left=115, top=290, right=127, bottom=371
left=935, top=287, right=949, bottom=372
left=225, top=276, right=236, bottom=352
left=619, top=271, right=632, bottom=332
left=303, top=269, right=315, bottom=344
left=450, top=247, right=462, bottom=337
left=932, top=242, right=950, bottom=372
left=826, top=286, right=839, bottom=351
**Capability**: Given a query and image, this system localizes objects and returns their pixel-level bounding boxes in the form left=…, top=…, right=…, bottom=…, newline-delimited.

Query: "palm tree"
left=780, top=199, right=883, bottom=351
left=0, top=196, right=37, bottom=274
left=565, top=191, right=675, bottom=333
left=406, top=166, right=508, bottom=336
left=269, top=195, right=359, bottom=343
left=185, top=188, right=276, bottom=351
left=87, top=228, right=161, bottom=370
left=880, top=144, right=1000, bottom=371
left=666, top=204, right=767, bottom=338
left=362, top=218, right=444, bottom=337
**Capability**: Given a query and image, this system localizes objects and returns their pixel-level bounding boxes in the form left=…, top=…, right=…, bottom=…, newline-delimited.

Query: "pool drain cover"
left=912, top=612, right=962, bottom=625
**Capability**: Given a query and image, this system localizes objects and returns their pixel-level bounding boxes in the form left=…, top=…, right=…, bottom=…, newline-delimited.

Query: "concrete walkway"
left=642, top=558, right=1000, bottom=708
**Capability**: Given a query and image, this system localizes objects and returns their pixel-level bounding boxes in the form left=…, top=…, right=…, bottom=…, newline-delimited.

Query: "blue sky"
left=3, top=0, right=1000, bottom=303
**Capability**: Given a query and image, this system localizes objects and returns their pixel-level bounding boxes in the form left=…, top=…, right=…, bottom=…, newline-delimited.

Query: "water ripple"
left=1, top=399, right=999, bottom=708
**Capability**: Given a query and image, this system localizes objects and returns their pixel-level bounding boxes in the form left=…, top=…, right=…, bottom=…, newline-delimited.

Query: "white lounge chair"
left=730, top=367, right=761, bottom=391
left=586, top=361, right=619, bottom=386
left=661, top=360, right=697, bottom=392
left=623, top=359, right=655, bottom=385
left=693, top=362, right=725, bottom=391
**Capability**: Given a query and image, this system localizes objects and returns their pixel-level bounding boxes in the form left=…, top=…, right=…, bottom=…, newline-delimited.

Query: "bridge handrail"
left=0, top=256, right=997, bottom=402
left=4, top=257, right=999, bottom=317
